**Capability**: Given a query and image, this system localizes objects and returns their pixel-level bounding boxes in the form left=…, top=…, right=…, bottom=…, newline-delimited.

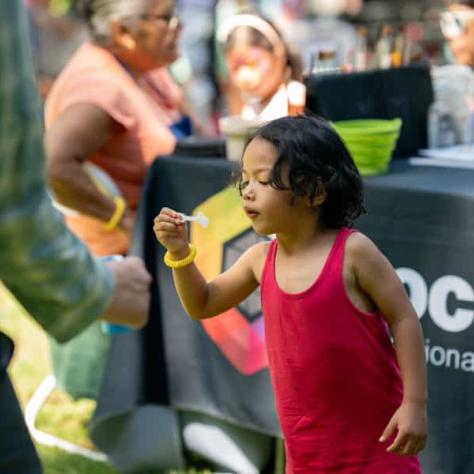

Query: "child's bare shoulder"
left=246, top=240, right=272, bottom=263
left=345, top=231, right=383, bottom=264
left=242, top=240, right=272, bottom=281
left=243, top=239, right=271, bottom=256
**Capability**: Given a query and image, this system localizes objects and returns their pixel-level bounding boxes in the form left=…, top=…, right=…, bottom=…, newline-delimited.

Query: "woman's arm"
left=346, top=233, right=427, bottom=455
left=45, top=103, right=133, bottom=233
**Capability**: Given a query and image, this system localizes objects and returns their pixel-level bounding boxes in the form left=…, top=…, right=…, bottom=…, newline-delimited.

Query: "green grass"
left=0, top=282, right=210, bottom=474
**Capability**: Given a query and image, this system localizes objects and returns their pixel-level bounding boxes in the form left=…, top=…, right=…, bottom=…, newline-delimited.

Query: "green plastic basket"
left=332, top=118, right=402, bottom=176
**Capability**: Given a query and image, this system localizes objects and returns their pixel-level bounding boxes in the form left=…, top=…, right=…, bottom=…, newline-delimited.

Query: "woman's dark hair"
left=241, top=114, right=366, bottom=229
left=224, top=14, right=303, bottom=81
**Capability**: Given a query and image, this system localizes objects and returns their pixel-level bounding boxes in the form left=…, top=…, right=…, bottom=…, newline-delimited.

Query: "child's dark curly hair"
left=240, top=114, right=366, bottom=229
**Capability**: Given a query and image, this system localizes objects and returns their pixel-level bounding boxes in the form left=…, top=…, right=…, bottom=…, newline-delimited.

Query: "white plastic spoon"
left=178, top=211, right=209, bottom=228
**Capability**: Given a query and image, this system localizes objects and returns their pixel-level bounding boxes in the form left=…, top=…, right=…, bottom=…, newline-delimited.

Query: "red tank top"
left=260, top=228, right=421, bottom=474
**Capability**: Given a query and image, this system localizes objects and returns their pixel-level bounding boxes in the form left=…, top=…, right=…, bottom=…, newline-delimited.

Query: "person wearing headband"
left=45, top=0, right=206, bottom=258
left=218, top=13, right=305, bottom=120
left=441, top=1, right=474, bottom=66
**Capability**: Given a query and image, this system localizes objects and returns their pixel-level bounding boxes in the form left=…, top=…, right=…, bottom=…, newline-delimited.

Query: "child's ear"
left=314, top=189, right=327, bottom=206
left=306, top=180, right=327, bottom=207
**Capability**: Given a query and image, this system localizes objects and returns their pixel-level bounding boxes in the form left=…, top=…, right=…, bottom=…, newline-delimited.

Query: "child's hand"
left=153, top=207, right=189, bottom=257
left=379, top=401, right=427, bottom=456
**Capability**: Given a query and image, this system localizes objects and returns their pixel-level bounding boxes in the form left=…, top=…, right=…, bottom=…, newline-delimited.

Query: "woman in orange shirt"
left=45, top=0, right=204, bottom=256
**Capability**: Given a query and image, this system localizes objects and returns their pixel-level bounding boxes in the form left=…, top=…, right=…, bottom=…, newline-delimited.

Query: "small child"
left=154, top=115, right=427, bottom=473
left=217, top=13, right=305, bottom=119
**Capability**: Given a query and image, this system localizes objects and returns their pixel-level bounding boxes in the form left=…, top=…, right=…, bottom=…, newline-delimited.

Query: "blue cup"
left=100, top=255, right=135, bottom=335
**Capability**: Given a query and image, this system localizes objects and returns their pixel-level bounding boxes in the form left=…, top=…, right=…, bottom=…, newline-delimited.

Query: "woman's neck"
left=91, top=41, right=140, bottom=77
left=112, top=52, right=143, bottom=79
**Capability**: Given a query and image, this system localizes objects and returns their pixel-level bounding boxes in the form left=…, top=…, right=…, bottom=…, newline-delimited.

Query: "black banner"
left=92, top=156, right=474, bottom=474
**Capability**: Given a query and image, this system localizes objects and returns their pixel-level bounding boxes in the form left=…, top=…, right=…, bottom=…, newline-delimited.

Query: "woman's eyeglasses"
left=440, top=10, right=474, bottom=38
left=140, top=12, right=179, bottom=30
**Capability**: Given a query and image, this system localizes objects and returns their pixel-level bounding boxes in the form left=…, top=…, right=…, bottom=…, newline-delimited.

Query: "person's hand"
left=379, top=401, right=427, bottom=456
left=153, top=207, right=189, bottom=259
left=102, top=256, right=152, bottom=328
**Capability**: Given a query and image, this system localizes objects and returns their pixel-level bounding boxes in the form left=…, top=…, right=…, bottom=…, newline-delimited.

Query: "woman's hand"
left=379, top=401, right=428, bottom=456
left=153, top=207, right=189, bottom=258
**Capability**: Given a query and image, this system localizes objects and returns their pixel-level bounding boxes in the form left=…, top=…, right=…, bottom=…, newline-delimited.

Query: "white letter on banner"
left=461, top=352, right=474, bottom=372
left=429, top=275, right=474, bottom=333
left=397, top=268, right=427, bottom=319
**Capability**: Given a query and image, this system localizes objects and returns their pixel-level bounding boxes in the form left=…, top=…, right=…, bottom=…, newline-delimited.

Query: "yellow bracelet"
left=164, top=244, right=197, bottom=268
left=104, top=196, right=126, bottom=231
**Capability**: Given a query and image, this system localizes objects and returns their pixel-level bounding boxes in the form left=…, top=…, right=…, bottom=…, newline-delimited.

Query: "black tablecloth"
left=93, top=156, right=474, bottom=474
left=305, top=65, right=434, bottom=158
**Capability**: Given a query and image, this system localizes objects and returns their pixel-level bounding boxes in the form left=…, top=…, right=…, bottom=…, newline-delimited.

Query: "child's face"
left=443, top=4, right=474, bottom=66
left=241, top=138, right=298, bottom=236
left=226, top=41, right=286, bottom=101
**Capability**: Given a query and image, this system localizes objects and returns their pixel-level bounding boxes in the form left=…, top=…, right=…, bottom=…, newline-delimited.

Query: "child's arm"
left=154, top=207, right=262, bottom=319
left=346, top=233, right=427, bottom=456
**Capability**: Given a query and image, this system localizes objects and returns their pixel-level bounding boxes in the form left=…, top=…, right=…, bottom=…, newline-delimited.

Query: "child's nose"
left=242, top=184, right=255, bottom=200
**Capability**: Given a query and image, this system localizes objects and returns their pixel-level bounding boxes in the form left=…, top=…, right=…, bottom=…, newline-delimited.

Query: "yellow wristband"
left=164, top=244, right=197, bottom=268
left=104, top=196, right=126, bottom=231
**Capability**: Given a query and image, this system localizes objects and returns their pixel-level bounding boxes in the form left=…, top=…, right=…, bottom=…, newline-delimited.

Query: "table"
left=91, top=155, right=474, bottom=474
